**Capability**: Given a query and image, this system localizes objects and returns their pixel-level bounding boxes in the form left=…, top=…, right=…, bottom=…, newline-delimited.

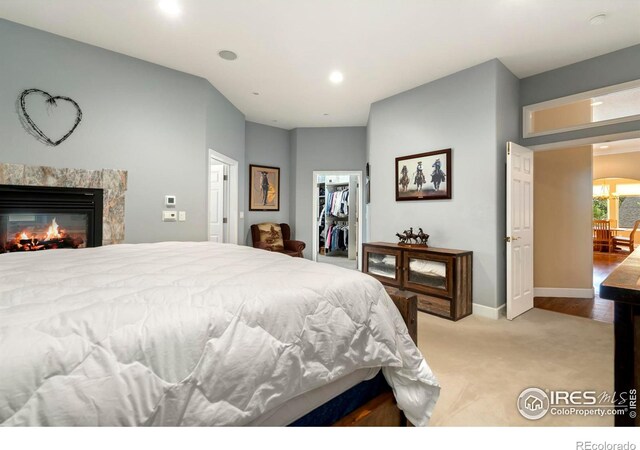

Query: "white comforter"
left=0, top=242, right=439, bottom=426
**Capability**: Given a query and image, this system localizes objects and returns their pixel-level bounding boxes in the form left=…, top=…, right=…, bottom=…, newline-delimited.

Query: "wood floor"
left=534, top=252, right=628, bottom=323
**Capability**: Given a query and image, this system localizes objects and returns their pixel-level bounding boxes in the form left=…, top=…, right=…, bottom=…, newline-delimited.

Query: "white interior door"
left=223, top=164, right=230, bottom=242
left=209, top=164, right=225, bottom=243
left=506, top=142, right=534, bottom=320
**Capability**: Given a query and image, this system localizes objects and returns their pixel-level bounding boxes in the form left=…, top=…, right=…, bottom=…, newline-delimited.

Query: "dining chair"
left=611, top=220, right=640, bottom=254
left=593, top=220, right=612, bottom=253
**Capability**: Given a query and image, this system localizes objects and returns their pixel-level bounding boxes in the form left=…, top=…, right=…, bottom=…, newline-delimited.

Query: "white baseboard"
left=534, top=287, right=594, bottom=299
left=473, top=303, right=505, bottom=320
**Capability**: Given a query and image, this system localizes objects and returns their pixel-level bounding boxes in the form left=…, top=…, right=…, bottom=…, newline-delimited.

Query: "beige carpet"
left=317, top=254, right=357, bottom=270
left=419, top=308, right=614, bottom=426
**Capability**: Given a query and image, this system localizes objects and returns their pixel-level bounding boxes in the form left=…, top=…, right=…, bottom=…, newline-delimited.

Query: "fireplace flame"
left=4, top=217, right=84, bottom=253
left=44, top=218, right=63, bottom=241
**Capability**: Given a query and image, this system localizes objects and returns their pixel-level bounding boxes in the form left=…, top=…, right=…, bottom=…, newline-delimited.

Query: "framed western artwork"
left=249, top=164, right=280, bottom=211
left=396, top=148, right=451, bottom=201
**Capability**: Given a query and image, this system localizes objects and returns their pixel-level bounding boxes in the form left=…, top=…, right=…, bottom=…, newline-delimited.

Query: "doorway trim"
left=524, top=131, right=640, bottom=301
left=208, top=149, right=239, bottom=245
left=528, top=130, right=640, bottom=152
left=311, top=170, right=364, bottom=270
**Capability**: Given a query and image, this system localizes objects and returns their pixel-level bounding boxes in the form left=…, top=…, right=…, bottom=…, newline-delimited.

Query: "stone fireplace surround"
left=0, top=163, right=127, bottom=245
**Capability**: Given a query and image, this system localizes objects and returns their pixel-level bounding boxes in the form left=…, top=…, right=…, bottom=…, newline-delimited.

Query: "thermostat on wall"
left=165, top=195, right=176, bottom=207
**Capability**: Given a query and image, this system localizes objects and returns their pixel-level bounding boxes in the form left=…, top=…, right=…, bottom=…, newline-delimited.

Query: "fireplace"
left=0, top=185, right=103, bottom=254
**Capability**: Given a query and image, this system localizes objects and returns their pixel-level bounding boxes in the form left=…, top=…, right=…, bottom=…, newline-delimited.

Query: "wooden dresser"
left=362, top=242, right=472, bottom=321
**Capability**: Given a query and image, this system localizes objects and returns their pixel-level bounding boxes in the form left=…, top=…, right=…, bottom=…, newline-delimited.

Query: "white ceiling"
left=1, top=0, right=639, bottom=130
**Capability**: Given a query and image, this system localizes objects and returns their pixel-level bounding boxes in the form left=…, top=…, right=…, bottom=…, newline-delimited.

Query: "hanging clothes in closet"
left=325, top=188, right=349, bottom=217
left=324, top=223, right=349, bottom=252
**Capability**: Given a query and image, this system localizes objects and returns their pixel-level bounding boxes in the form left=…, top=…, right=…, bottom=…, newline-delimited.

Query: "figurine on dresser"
left=396, top=227, right=429, bottom=246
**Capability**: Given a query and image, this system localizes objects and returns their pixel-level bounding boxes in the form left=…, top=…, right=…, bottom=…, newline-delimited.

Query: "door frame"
left=208, top=149, right=239, bottom=245
left=527, top=130, right=640, bottom=152
left=525, top=130, right=640, bottom=300
left=311, top=170, right=364, bottom=270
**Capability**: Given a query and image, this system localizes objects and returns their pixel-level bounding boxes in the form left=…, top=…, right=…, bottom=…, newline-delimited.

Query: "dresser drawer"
left=415, top=293, right=451, bottom=318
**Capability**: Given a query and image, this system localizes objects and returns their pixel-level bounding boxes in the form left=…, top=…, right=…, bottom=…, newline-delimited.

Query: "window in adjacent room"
left=616, top=183, right=640, bottom=228
left=592, top=179, right=640, bottom=227
left=593, top=197, right=608, bottom=221
left=593, top=180, right=610, bottom=220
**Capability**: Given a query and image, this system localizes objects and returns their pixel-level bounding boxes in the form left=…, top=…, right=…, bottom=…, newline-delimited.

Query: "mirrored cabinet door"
left=403, top=252, right=453, bottom=297
left=408, top=258, right=447, bottom=288
left=363, top=247, right=402, bottom=287
left=367, top=252, right=396, bottom=278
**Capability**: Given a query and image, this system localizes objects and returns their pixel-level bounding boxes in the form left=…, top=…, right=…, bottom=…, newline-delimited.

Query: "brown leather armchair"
left=250, top=223, right=306, bottom=257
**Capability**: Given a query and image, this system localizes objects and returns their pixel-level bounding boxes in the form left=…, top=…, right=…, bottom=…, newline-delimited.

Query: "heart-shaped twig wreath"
left=19, top=89, right=83, bottom=146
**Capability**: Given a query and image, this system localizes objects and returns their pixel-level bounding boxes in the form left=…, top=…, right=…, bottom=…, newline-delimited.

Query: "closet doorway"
left=312, top=171, right=363, bottom=271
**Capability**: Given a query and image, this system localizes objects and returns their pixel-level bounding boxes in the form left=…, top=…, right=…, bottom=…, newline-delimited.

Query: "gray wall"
left=367, top=60, right=519, bottom=310
left=205, top=85, right=247, bottom=242
left=520, top=44, right=640, bottom=147
left=244, top=121, right=291, bottom=244
left=291, top=127, right=367, bottom=258
left=495, top=61, right=521, bottom=308
left=0, top=19, right=245, bottom=244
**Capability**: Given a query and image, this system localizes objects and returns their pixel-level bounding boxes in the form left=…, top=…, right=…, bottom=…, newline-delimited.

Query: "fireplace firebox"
left=0, top=185, right=103, bottom=254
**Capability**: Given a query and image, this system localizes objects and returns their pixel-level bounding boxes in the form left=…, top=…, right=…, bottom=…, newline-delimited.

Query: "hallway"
left=534, top=252, right=627, bottom=323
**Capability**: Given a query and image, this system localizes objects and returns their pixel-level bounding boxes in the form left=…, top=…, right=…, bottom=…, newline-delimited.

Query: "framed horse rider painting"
left=249, top=164, right=280, bottom=211
left=395, top=148, right=451, bottom=201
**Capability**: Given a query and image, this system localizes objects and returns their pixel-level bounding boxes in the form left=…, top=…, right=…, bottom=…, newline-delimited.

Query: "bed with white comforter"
left=0, top=242, right=439, bottom=426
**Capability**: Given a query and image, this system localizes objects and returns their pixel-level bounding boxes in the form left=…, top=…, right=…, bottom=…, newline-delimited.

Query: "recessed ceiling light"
left=600, top=145, right=610, bottom=149
left=158, top=0, right=182, bottom=18
left=589, top=13, right=607, bottom=25
left=591, top=101, right=604, bottom=106
left=329, top=71, right=344, bottom=84
left=218, top=50, right=238, bottom=61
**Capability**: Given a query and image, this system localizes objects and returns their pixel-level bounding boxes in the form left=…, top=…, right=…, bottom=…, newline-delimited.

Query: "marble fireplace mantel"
left=0, top=163, right=128, bottom=245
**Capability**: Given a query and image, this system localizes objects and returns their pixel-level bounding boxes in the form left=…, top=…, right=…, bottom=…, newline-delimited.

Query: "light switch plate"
left=162, top=211, right=177, bottom=222
left=178, top=211, right=186, bottom=222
